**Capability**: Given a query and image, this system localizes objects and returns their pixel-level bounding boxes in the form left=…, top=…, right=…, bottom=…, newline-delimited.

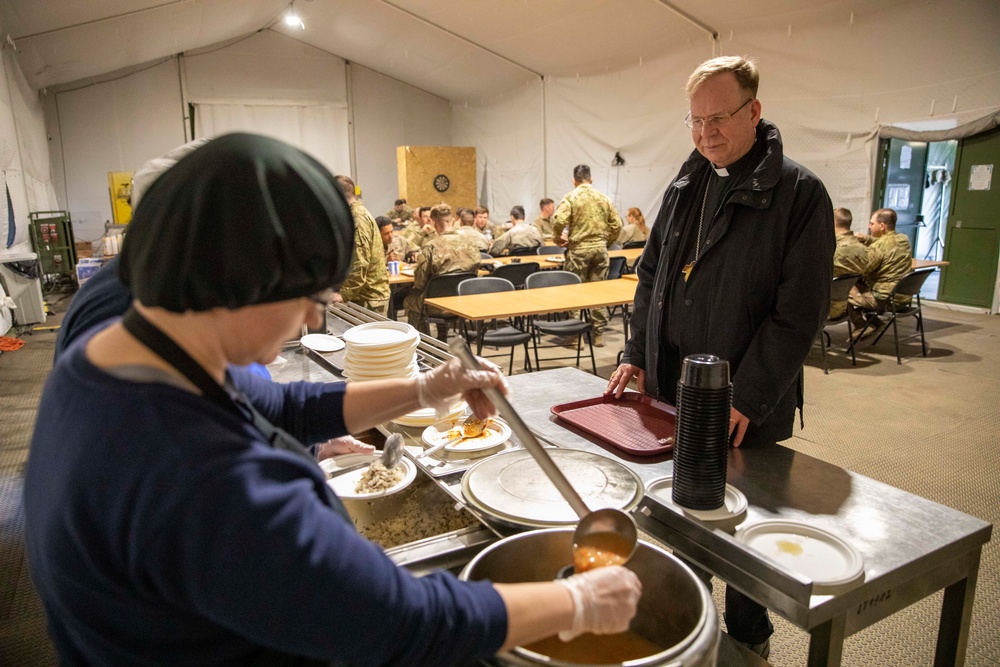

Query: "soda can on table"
left=387, top=261, right=400, bottom=276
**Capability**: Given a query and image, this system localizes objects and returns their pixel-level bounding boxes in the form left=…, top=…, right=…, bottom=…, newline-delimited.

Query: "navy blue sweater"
left=25, top=327, right=507, bottom=665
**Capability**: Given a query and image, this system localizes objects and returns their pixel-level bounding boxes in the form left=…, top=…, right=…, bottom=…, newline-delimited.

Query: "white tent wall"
left=452, top=80, right=545, bottom=222
left=542, top=48, right=710, bottom=225
left=348, top=64, right=451, bottom=214
left=50, top=58, right=186, bottom=244
left=184, top=31, right=350, bottom=178
left=0, top=47, right=58, bottom=334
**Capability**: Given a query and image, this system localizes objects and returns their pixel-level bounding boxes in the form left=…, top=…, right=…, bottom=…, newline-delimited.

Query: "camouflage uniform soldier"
left=490, top=206, right=543, bottom=255
left=848, top=208, right=913, bottom=330
left=473, top=207, right=505, bottom=243
left=337, top=176, right=390, bottom=316
left=533, top=198, right=556, bottom=241
left=830, top=208, right=869, bottom=318
left=552, top=165, right=624, bottom=346
left=377, top=216, right=419, bottom=263
left=403, top=207, right=438, bottom=248
left=384, top=199, right=414, bottom=225
left=403, top=204, right=481, bottom=337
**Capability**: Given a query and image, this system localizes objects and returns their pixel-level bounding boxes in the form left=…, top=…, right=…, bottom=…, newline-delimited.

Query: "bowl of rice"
left=321, top=452, right=417, bottom=499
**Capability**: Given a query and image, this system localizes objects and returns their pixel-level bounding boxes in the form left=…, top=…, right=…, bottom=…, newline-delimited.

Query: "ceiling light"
left=284, top=2, right=305, bottom=29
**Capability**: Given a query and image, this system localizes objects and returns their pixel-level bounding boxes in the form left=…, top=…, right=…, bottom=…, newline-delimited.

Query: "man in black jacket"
left=606, top=56, right=834, bottom=656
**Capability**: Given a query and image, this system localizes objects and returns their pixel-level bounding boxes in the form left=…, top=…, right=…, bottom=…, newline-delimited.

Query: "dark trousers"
left=684, top=559, right=774, bottom=645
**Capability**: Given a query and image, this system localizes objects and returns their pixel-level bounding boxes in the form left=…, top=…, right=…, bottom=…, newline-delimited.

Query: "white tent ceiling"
left=0, top=0, right=919, bottom=102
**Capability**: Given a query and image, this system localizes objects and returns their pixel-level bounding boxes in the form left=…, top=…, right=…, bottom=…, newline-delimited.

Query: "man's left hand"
left=729, top=407, right=750, bottom=447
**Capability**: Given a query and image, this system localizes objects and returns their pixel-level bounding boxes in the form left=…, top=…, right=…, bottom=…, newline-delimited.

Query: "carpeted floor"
left=0, top=298, right=997, bottom=665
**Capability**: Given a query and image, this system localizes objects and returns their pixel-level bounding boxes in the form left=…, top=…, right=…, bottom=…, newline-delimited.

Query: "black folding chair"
left=419, top=271, right=476, bottom=340
left=816, top=274, right=860, bottom=374
left=855, top=268, right=935, bottom=364
left=492, top=262, right=539, bottom=290
left=458, top=277, right=533, bottom=374
left=525, top=270, right=597, bottom=375
left=509, top=245, right=539, bottom=256
left=622, top=240, right=646, bottom=249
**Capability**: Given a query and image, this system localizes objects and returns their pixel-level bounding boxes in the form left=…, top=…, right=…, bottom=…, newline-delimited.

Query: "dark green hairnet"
left=120, top=133, right=354, bottom=312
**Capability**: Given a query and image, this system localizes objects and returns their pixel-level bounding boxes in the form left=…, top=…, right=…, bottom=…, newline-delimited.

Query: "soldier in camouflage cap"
left=830, top=208, right=868, bottom=319
left=337, top=176, right=390, bottom=316
left=552, top=165, right=624, bottom=346
left=404, top=204, right=482, bottom=337
left=489, top=206, right=543, bottom=256
left=848, top=208, right=912, bottom=330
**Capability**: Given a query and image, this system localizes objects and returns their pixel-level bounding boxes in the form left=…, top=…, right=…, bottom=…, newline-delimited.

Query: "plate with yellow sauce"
left=737, top=520, right=865, bottom=595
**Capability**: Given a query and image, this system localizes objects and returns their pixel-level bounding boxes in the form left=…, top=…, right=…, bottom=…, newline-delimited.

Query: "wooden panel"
left=397, top=146, right=476, bottom=210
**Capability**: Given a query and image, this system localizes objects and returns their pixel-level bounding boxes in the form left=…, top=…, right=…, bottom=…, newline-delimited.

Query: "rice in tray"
left=354, top=461, right=405, bottom=494
left=360, top=484, right=478, bottom=549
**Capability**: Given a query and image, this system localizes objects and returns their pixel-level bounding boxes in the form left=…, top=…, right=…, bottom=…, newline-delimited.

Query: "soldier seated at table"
left=403, top=204, right=482, bottom=338
left=830, top=207, right=869, bottom=319
left=473, top=206, right=505, bottom=243
left=384, top=198, right=414, bottom=227
left=533, top=198, right=556, bottom=242
left=456, top=208, right=491, bottom=251
left=848, top=207, right=913, bottom=335
left=378, top=216, right=418, bottom=263
left=402, top=206, right=436, bottom=248
left=489, top=206, right=543, bottom=256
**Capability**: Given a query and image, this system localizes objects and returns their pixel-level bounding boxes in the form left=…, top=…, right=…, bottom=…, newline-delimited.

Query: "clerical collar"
left=711, top=138, right=759, bottom=180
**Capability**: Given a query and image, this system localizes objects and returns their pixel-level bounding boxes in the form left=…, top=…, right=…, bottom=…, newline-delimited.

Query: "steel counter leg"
left=807, top=615, right=845, bottom=667
left=935, top=557, right=980, bottom=667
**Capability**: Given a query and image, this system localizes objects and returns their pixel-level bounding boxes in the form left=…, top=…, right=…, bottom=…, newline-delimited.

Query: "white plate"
left=646, top=476, right=748, bottom=522
left=343, top=322, right=419, bottom=349
left=737, top=520, right=865, bottom=594
left=299, top=334, right=345, bottom=353
left=343, top=361, right=420, bottom=377
left=393, top=402, right=466, bottom=427
left=344, top=346, right=417, bottom=363
left=320, top=452, right=416, bottom=499
left=344, top=350, right=417, bottom=368
left=421, top=417, right=512, bottom=454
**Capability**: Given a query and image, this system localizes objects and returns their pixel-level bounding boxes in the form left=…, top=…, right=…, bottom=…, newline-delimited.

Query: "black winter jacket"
left=623, top=120, right=834, bottom=442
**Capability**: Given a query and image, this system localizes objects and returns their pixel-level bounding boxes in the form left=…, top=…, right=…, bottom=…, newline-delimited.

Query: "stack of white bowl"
left=341, top=322, right=420, bottom=381
left=341, top=321, right=465, bottom=426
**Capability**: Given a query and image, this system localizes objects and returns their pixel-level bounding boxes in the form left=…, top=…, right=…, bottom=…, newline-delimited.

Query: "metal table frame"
left=503, top=368, right=991, bottom=667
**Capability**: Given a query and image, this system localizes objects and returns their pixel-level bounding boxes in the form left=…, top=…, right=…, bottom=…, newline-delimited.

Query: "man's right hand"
left=605, top=363, right=644, bottom=398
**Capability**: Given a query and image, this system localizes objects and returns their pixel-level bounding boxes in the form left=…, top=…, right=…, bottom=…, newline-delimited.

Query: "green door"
left=939, top=127, right=1000, bottom=308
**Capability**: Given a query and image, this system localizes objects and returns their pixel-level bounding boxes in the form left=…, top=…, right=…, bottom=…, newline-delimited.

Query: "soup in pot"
left=523, top=630, right=664, bottom=664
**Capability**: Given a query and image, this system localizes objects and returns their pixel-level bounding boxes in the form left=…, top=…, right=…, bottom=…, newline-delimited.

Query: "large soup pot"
left=460, top=528, right=719, bottom=667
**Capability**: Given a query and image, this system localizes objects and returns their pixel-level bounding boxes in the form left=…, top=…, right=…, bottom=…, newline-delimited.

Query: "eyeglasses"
left=685, top=98, right=753, bottom=130
left=308, top=288, right=337, bottom=309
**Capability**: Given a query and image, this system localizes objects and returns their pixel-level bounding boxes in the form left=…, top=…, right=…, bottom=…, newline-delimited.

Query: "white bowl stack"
left=341, top=322, right=420, bottom=381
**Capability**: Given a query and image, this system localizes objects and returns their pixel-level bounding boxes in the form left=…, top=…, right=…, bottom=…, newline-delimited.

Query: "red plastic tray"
left=550, top=392, right=676, bottom=456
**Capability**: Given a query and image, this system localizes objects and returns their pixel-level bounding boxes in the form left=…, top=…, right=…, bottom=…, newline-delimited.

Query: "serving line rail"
left=502, top=367, right=990, bottom=667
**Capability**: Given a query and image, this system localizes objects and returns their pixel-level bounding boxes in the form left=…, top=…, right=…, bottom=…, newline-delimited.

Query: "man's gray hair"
left=685, top=56, right=759, bottom=99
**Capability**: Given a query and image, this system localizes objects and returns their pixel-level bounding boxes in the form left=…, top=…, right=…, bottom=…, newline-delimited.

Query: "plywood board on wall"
left=397, top=146, right=476, bottom=210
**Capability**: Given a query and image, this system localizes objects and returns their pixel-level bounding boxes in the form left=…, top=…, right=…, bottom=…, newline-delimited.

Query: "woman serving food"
left=24, top=134, right=640, bottom=666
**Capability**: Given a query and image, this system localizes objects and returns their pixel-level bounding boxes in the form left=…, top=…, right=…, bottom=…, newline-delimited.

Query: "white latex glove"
left=314, top=435, right=376, bottom=462
left=415, top=356, right=508, bottom=419
left=555, top=566, right=642, bottom=641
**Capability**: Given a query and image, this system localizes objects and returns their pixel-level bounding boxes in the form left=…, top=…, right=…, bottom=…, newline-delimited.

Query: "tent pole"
left=345, top=61, right=358, bottom=181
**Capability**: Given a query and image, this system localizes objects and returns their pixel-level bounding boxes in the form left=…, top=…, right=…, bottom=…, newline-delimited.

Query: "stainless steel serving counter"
left=505, top=367, right=991, bottom=667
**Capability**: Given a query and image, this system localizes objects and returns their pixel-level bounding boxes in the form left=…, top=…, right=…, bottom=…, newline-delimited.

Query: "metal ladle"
left=448, top=339, right=638, bottom=567
left=327, top=433, right=405, bottom=479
